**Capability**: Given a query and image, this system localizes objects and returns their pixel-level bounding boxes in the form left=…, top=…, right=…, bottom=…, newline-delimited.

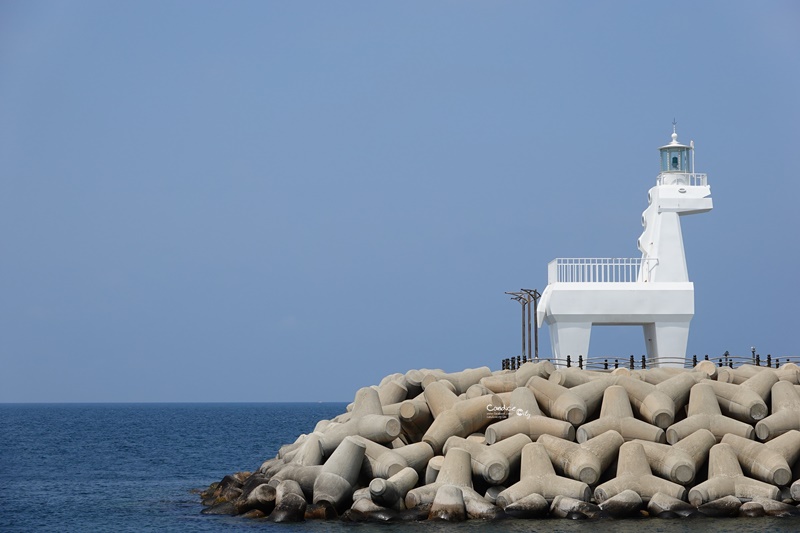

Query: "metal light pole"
left=521, top=288, right=541, bottom=361
left=505, top=291, right=527, bottom=361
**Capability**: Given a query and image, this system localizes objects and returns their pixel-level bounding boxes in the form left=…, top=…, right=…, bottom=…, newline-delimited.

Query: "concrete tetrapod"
left=369, top=466, right=418, bottom=510
left=424, top=455, right=444, bottom=485
left=269, top=480, right=307, bottom=523
left=262, top=433, right=324, bottom=479
left=495, top=442, right=592, bottom=507
left=665, top=383, right=755, bottom=444
left=594, top=441, right=687, bottom=503
left=703, top=372, right=774, bottom=423
left=428, top=485, right=467, bottom=521
left=526, top=376, right=587, bottom=425
left=549, top=495, right=604, bottom=519
left=312, top=436, right=366, bottom=510
left=539, top=430, right=624, bottom=485
left=631, top=367, right=689, bottom=385
left=275, top=433, right=324, bottom=467
left=351, top=437, right=431, bottom=480
left=647, top=492, right=698, bottom=518
left=755, top=381, right=800, bottom=440
left=598, top=489, right=644, bottom=518
left=480, top=361, right=555, bottom=393
left=352, top=436, right=408, bottom=479
left=421, top=367, right=492, bottom=395
left=687, top=443, right=780, bottom=506
left=718, top=364, right=800, bottom=385
left=319, top=387, right=401, bottom=454
left=740, top=496, right=800, bottom=517
left=422, top=393, right=503, bottom=454
left=548, top=368, right=607, bottom=388
left=404, top=369, right=430, bottom=398
left=654, top=372, right=704, bottom=415
left=721, top=431, right=800, bottom=486
left=404, top=447, right=498, bottom=519
left=614, top=376, right=675, bottom=429
left=268, top=465, right=322, bottom=499
left=443, top=434, right=531, bottom=485
left=484, top=387, right=574, bottom=444
left=576, top=385, right=665, bottom=444
left=503, top=492, right=549, bottom=518
left=376, top=379, right=408, bottom=407
left=634, top=428, right=716, bottom=485
left=392, top=442, right=435, bottom=474
left=566, top=376, right=617, bottom=420
left=398, top=397, right=433, bottom=442
left=465, top=384, right=493, bottom=399
left=423, top=381, right=460, bottom=418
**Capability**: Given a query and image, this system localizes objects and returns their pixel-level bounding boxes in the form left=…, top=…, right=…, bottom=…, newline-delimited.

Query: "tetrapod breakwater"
left=200, top=361, right=800, bottom=521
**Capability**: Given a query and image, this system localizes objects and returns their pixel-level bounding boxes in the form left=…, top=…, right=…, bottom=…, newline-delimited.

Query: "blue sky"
left=1, top=1, right=798, bottom=402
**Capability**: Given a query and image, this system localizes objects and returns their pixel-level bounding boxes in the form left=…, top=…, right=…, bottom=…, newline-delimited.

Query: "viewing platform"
left=548, top=258, right=654, bottom=284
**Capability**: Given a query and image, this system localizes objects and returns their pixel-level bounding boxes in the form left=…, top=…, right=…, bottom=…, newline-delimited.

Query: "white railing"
left=656, top=172, right=707, bottom=186
left=548, top=258, right=648, bottom=284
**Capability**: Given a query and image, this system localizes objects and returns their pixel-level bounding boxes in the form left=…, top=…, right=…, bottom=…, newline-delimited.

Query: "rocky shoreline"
left=199, top=361, right=800, bottom=521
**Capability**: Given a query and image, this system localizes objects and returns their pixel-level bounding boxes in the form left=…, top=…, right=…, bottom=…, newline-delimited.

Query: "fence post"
left=629, top=355, right=634, bottom=370
left=614, top=359, right=619, bottom=369
left=604, top=358, right=608, bottom=370
left=578, top=355, right=583, bottom=370
left=517, top=355, right=521, bottom=369
left=566, top=355, right=571, bottom=368
left=641, top=355, right=647, bottom=370
left=767, top=354, right=772, bottom=368
left=692, top=354, right=697, bottom=367
left=755, top=354, right=760, bottom=366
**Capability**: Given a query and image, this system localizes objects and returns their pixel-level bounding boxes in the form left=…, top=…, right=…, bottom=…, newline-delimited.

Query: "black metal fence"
left=499, top=351, right=800, bottom=371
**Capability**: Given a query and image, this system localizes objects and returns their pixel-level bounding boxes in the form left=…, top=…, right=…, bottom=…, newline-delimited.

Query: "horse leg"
left=644, top=321, right=690, bottom=368
left=550, top=321, right=592, bottom=368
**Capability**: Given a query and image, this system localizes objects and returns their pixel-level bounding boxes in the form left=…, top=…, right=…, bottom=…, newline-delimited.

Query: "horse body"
left=537, top=131, right=712, bottom=368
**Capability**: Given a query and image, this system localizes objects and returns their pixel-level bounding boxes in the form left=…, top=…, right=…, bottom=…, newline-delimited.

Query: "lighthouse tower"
left=537, top=125, right=713, bottom=367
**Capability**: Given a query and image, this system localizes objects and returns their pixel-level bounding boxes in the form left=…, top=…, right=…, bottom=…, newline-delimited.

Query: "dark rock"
left=214, top=474, right=244, bottom=502
left=199, top=481, right=219, bottom=501
left=200, top=501, right=237, bottom=515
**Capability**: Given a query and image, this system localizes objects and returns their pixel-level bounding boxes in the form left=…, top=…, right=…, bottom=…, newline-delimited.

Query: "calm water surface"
left=1, top=403, right=797, bottom=532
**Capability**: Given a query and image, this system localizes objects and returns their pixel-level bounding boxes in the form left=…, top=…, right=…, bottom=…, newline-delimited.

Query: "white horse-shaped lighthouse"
left=537, top=126, right=713, bottom=367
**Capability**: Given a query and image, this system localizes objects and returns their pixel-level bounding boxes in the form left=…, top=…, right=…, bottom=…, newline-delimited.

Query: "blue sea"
left=1, top=403, right=798, bottom=532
